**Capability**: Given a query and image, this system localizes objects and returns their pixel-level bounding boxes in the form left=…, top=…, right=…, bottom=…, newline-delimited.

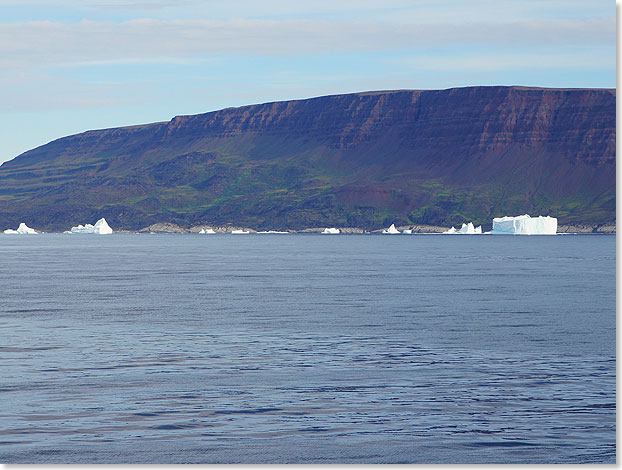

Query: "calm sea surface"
left=0, top=234, right=615, bottom=463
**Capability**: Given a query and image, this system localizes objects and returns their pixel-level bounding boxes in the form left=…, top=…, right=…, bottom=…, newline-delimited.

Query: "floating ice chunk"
left=444, top=222, right=482, bottom=234
left=458, top=222, right=476, bottom=234
left=491, top=214, right=557, bottom=235
left=17, top=223, right=37, bottom=234
left=382, top=224, right=400, bottom=234
left=321, top=228, right=340, bottom=234
left=4, top=222, right=37, bottom=234
left=70, top=218, right=113, bottom=234
left=258, top=231, right=289, bottom=234
left=199, top=228, right=215, bottom=234
left=402, top=229, right=412, bottom=234
left=231, top=229, right=250, bottom=234
left=93, top=218, right=113, bottom=234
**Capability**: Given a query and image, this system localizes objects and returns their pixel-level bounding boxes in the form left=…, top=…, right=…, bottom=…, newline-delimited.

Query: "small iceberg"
left=258, top=231, right=289, bottom=234
left=199, top=228, right=215, bottom=234
left=231, top=229, right=250, bottom=234
left=4, top=222, right=38, bottom=234
left=459, top=222, right=483, bottom=234
left=491, top=214, right=557, bottom=235
left=69, top=218, right=113, bottom=234
left=443, top=222, right=482, bottom=234
left=321, top=227, right=340, bottom=234
left=382, top=224, right=400, bottom=234
left=402, top=229, right=412, bottom=234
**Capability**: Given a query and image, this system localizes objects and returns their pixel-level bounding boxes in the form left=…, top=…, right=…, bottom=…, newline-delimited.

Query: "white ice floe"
left=491, top=214, right=557, bottom=235
left=199, top=228, right=216, bottom=234
left=231, top=229, right=250, bottom=234
left=321, top=227, right=340, bottom=234
left=402, top=229, right=412, bottom=234
left=382, top=224, right=400, bottom=234
left=4, top=222, right=38, bottom=234
left=69, top=218, right=113, bottom=234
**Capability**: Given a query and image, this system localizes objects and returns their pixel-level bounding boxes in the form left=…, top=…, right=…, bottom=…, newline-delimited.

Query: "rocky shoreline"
left=3, top=220, right=616, bottom=235
left=557, top=224, right=616, bottom=234
left=122, top=222, right=616, bottom=234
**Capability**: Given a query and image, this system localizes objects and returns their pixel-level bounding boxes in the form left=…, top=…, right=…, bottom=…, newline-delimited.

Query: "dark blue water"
left=0, top=234, right=615, bottom=463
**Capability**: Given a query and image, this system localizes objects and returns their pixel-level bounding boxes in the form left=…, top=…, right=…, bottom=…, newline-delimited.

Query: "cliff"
left=0, top=86, right=615, bottom=231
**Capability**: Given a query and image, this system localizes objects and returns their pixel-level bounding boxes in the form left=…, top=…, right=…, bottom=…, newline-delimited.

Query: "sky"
left=0, top=0, right=615, bottom=164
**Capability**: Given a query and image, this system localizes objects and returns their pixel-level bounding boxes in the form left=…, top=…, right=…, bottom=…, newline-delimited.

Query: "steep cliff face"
left=0, top=86, right=615, bottom=230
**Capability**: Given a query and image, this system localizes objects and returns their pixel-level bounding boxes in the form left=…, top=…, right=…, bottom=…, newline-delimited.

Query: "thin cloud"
left=402, top=51, right=613, bottom=72
left=0, top=18, right=614, bottom=68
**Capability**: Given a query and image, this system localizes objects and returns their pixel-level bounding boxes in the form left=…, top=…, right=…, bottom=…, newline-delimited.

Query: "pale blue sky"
left=0, top=0, right=615, bottom=164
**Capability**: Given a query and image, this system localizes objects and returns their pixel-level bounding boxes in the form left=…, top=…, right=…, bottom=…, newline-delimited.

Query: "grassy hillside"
left=0, top=86, right=615, bottom=231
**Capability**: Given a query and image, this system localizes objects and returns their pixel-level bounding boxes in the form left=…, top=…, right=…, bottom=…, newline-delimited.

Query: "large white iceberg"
left=4, top=222, right=38, bottom=234
left=491, top=214, right=557, bottom=235
left=69, top=218, right=113, bottom=234
left=382, top=224, right=400, bottom=234
left=321, top=227, right=340, bottom=234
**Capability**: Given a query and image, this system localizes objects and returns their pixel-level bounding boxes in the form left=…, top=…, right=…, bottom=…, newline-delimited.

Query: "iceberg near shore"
left=382, top=224, right=400, bottom=234
left=491, top=214, right=557, bottom=235
left=321, top=228, right=340, bottom=234
left=4, top=222, right=37, bottom=234
left=69, top=218, right=113, bottom=234
left=443, top=222, right=482, bottom=234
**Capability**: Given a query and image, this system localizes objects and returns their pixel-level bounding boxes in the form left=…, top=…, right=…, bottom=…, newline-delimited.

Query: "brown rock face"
left=0, top=86, right=615, bottom=231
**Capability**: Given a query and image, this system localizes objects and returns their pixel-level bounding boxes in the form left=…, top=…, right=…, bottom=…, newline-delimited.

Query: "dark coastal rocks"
left=139, top=223, right=187, bottom=233
left=557, top=224, right=616, bottom=234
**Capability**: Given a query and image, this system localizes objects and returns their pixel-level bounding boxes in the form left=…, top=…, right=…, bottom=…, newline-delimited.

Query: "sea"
left=0, top=233, right=615, bottom=464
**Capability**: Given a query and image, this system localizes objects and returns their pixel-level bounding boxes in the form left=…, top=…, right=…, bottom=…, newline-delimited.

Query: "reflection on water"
left=0, top=234, right=615, bottom=463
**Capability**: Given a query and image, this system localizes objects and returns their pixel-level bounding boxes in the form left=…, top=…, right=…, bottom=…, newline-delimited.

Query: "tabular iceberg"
left=4, top=223, right=38, bottom=234
left=491, top=214, right=557, bottom=235
left=321, top=228, right=340, bottom=234
left=69, top=218, right=113, bottom=234
left=382, top=224, right=400, bottom=234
